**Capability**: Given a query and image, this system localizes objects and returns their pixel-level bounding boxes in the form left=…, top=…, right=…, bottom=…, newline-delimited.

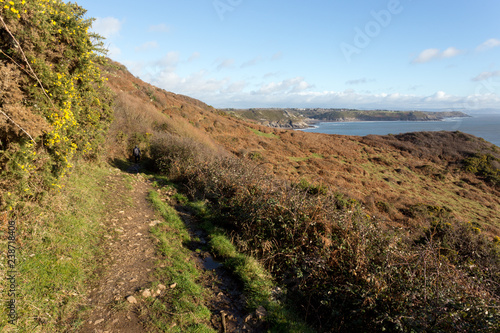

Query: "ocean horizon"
left=300, top=113, right=500, bottom=147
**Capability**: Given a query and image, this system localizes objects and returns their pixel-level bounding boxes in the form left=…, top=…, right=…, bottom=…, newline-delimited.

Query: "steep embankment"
left=0, top=0, right=113, bottom=211
left=102, top=60, right=500, bottom=236
left=1, top=2, right=115, bottom=329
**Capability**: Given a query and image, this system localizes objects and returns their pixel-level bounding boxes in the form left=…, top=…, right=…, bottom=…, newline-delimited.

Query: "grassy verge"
left=142, top=190, right=214, bottom=333
left=0, top=162, right=114, bottom=332
left=187, top=200, right=315, bottom=333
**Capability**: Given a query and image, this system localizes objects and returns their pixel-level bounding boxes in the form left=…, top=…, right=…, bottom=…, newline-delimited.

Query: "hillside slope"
left=102, top=60, right=500, bottom=237
left=100, top=60, right=500, bottom=331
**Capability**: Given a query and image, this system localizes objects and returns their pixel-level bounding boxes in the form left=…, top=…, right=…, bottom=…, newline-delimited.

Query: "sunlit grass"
left=0, top=163, right=114, bottom=332
left=144, top=190, right=215, bottom=333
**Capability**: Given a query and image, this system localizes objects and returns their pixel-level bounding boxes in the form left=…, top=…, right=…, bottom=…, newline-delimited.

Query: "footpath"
left=77, top=166, right=263, bottom=332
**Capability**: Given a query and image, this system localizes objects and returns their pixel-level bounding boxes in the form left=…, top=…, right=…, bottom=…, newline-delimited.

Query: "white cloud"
left=241, top=56, right=262, bottom=68
left=139, top=51, right=180, bottom=74
left=412, top=48, right=440, bottom=63
left=188, top=52, right=201, bottom=62
left=126, top=56, right=232, bottom=98
left=263, top=72, right=280, bottom=79
left=122, top=52, right=500, bottom=111
left=423, top=90, right=452, bottom=102
left=135, top=41, right=159, bottom=52
left=222, top=80, right=248, bottom=94
left=253, top=77, right=312, bottom=95
left=460, top=93, right=500, bottom=111
left=149, top=23, right=171, bottom=33
left=151, top=70, right=230, bottom=96
left=472, top=70, right=500, bottom=82
left=139, top=58, right=500, bottom=110
left=412, top=47, right=463, bottom=64
left=408, top=84, right=423, bottom=91
left=202, top=88, right=500, bottom=110
left=216, top=58, right=235, bottom=70
left=92, top=17, right=122, bottom=39
left=106, top=44, right=122, bottom=59
left=346, top=78, right=376, bottom=85
left=476, top=38, right=500, bottom=52
left=272, top=52, right=283, bottom=61
left=346, top=78, right=367, bottom=85
left=158, top=52, right=180, bottom=66
left=441, top=47, right=462, bottom=58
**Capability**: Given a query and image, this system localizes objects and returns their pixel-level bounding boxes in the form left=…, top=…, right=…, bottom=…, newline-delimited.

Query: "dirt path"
left=76, top=167, right=259, bottom=332
left=77, top=170, right=157, bottom=333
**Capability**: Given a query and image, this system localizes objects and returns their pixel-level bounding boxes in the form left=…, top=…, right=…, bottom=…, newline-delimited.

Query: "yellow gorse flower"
left=0, top=0, right=112, bottom=198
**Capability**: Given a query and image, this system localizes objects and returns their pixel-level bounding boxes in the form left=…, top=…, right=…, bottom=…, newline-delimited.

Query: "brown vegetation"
left=100, top=59, right=500, bottom=331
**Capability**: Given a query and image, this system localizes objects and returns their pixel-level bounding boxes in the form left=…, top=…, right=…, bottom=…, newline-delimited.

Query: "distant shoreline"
left=299, top=114, right=500, bottom=147
left=221, top=108, right=470, bottom=129
left=302, top=115, right=470, bottom=127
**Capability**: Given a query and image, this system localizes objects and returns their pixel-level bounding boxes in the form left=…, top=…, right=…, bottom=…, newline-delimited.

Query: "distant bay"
left=301, top=114, right=500, bottom=147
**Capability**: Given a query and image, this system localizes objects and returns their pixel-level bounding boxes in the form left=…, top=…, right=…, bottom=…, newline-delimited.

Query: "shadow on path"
left=110, top=158, right=155, bottom=175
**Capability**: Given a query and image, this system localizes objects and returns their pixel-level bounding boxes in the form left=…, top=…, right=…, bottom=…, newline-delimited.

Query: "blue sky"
left=78, top=0, right=500, bottom=111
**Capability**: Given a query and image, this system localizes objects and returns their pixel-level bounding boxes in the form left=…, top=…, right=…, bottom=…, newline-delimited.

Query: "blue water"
left=301, top=114, right=500, bottom=147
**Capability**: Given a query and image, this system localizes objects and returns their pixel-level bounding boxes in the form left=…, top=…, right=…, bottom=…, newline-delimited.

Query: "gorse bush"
left=0, top=0, right=112, bottom=209
left=153, top=135, right=500, bottom=332
left=463, top=153, right=500, bottom=187
left=150, top=132, right=217, bottom=179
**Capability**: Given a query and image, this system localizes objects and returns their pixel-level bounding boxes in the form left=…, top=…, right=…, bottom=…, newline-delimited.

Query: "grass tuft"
left=144, top=190, right=215, bottom=332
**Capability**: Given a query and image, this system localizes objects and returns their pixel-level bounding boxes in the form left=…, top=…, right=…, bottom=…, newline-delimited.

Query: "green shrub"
left=463, top=153, right=500, bottom=186
left=297, top=178, right=328, bottom=195
left=0, top=0, right=113, bottom=209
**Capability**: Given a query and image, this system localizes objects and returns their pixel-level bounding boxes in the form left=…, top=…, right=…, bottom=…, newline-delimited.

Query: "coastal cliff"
left=222, top=108, right=469, bottom=128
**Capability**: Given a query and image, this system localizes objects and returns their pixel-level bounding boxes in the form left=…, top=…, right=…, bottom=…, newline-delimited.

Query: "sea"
left=300, top=113, right=500, bottom=147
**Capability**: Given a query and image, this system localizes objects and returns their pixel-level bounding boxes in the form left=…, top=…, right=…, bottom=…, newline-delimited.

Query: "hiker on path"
left=133, top=145, right=141, bottom=163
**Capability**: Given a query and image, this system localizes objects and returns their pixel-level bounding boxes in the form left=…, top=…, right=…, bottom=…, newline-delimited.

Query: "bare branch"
left=0, top=109, right=36, bottom=144
left=0, top=15, right=56, bottom=109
